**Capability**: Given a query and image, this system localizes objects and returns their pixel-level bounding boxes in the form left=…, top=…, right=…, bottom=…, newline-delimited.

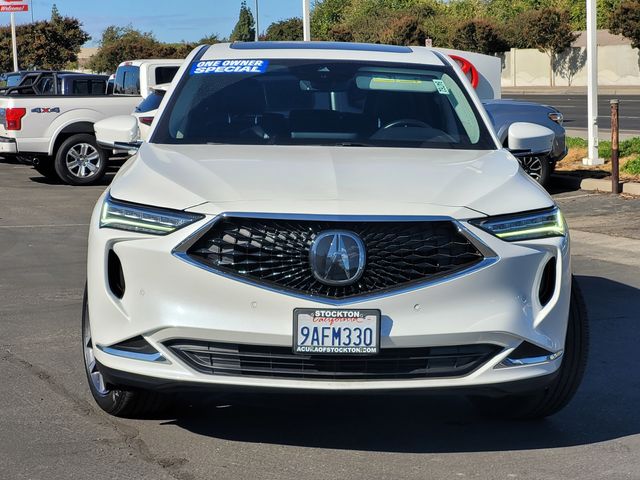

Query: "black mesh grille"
left=166, top=341, right=501, bottom=380
left=185, top=217, right=483, bottom=299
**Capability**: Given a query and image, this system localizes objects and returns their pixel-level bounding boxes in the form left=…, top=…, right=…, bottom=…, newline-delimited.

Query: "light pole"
left=302, top=0, right=310, bottom=41
left=254, top=0, right=259, bottom=41
left=11, top=12, right=18, bottom=71
left=583, top=0, right=603, bottom=165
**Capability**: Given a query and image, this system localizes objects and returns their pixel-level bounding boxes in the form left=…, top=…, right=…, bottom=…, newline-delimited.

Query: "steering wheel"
left=381, top=119, right=430, bottom=130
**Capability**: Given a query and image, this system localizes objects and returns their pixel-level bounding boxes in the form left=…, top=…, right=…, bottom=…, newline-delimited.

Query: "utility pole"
left=254, top=0, right=259, bottom=41
left=583, top=0, right=603, bottom=165
left=302, top=0, right=310, bottom=41
left=11, top=12, right=18, bottom=71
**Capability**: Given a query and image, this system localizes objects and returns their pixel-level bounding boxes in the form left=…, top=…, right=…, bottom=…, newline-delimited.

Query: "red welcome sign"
left=0, top=0, right=29, bottom=12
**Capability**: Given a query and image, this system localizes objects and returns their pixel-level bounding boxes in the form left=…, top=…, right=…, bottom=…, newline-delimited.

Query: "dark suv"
left=1, top=71, right=108, bottom=96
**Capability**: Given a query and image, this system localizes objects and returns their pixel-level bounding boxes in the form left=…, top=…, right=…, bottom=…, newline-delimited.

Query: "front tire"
left=471, top=277, right=589, bottom=420
left=82, top=287, right=169, bottom=417
left=54, top=134, right=107, bottom=185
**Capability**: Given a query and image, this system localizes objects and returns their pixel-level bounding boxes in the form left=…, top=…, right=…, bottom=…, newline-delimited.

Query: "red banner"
left=0, top=5, right=29, bottom=11
left=0, top=0, right=29, bottom=12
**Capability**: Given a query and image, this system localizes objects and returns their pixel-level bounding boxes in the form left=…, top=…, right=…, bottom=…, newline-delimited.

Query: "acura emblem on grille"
left=309, top=231, right=366, bottom=286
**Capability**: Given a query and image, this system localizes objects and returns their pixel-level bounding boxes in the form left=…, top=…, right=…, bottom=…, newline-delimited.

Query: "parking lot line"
left=0, top=223, right=89, bottom=229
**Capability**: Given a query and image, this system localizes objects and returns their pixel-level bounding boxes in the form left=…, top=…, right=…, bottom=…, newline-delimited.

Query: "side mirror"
left=507, top=122, right=555, bottom=156
left=94, top=115, right=141, bottom=152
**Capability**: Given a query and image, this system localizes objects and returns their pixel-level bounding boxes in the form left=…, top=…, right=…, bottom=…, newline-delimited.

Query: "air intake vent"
left=538, top=257, right=556, bottom=306
left=166, top=341, right=502, bottom=380
left=107, top=249, right=125, bottom=299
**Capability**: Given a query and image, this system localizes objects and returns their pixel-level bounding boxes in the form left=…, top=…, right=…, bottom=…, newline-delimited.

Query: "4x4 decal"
left=31, top=107, right=60, bottom=113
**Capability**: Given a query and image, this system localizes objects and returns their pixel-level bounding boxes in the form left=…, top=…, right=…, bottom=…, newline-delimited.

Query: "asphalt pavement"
left=507, top=94, right=640, bottom=138
left=1, top=161, right=639, bottom=480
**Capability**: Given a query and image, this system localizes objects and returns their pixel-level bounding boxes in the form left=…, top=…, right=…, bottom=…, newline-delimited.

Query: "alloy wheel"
left=519, top=156, right=543, bottom=181
left=66, top=143, right=101, bottom=178
left=83, top=312, right=109, bottom=396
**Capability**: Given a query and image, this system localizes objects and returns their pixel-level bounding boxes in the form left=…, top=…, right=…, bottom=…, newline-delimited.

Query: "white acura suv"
left=85, top=42, right=587, bottom=419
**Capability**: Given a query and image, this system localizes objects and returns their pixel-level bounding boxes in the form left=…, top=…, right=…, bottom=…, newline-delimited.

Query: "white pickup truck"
left=0, top=59, right=183, bottom=185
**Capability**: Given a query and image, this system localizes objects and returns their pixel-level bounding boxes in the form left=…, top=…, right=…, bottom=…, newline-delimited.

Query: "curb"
left=578, top=177, right=640, bottom=195
left=564, top=128, right=640, bottom=141
left=502, top=87, right=640, bottom=95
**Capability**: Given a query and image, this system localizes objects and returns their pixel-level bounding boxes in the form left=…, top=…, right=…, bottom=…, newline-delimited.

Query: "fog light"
left=98, top=335, right=166, bottom=363
left=497, top=341, right=563, bottom=368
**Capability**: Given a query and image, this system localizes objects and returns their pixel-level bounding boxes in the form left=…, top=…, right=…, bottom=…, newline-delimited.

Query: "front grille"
left=184, top=217, right=484, bottom=300
left=166, top=341, right=501, bottom=380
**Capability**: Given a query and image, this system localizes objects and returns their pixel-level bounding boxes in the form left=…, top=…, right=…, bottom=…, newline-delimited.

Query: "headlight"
left=548, top=111, right=563, bottom=125
left=469, top=207, right=565, bottom=242
left=100, top=194, right=204, bottom=235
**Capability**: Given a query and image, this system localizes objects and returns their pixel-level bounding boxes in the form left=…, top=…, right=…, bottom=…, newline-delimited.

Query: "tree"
left=518, top=8, right=578, bottom=85
left=452, top=19, right=509, bottom=54
left=610, top=0, right=640, bottom=48
left=322, top=1, right=437, bottom=44
left=380, top=14, right=428, bottom=45
left=29, top=5, right=91, bottom=69
left=486, top=0, right=531, bottom=24
left=311, top=0, right=352, bottom=40
left=598, top=0, right=622, bottom=29
left=198, top=33, right=224, bottom=44
left=88, top=26, right=190, bottom=73
left=264, top=18, right=303, bottom=41
left=446, top=0, right=488, bottom=21
left=0, top=5, right=89, bottom=71
left=230, top=1, right=256, bottom=42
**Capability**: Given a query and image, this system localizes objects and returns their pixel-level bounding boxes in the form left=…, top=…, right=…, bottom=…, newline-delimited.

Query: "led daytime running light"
left=471, top=207, right=565, bottom=242
left=99, top=194, right=203, bottom=235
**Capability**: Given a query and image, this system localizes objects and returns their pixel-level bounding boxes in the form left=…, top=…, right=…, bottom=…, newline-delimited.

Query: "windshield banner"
left=190, top=59, right=269, bottom=75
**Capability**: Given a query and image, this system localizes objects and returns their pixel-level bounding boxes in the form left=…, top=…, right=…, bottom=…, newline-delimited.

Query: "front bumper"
left=0, top=136, right=17, bottom=154
left=87, top=199, right=571, bottom=393
left=550, top=132, right=567, bottom=163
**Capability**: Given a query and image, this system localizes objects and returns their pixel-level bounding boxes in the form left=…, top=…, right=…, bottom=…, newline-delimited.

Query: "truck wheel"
left=519, top=155, right=552, bottom=188
left=470, top=278, right=589, bottom=420
left=54, top=134, right=107, bottom=186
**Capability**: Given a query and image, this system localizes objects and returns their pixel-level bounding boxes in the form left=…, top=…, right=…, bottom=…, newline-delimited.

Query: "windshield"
left=152, top=59, right=495, bottom=150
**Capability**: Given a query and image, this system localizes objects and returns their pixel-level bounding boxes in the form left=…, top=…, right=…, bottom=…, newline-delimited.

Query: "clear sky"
left=2, top=0, right=302, bottom=45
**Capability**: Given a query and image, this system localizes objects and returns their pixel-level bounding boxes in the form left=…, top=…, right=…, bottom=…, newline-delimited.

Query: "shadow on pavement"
left=28, top=172, right=117, bottom=186
left=160, top=275, right=639, bottom=453
left=547, top=174, right=582, bottom=195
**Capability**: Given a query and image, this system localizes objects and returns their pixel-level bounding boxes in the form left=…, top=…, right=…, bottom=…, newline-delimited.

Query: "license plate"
left=293, top=308, right=380, bottom=355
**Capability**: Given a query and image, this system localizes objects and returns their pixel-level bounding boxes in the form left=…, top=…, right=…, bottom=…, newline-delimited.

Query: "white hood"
left=110, top=143, right=552, bottom=218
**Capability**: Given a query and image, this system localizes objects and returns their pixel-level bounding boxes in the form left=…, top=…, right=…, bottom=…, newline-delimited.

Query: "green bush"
left=620, top=137, right=640, bottom=157
left=598, top=140, right=612, bottom=159
left=565, top=136, right=640, bottom=159
left=622, top=156, right=640, bottom=175
left=566, top=137, right=587, bottom=148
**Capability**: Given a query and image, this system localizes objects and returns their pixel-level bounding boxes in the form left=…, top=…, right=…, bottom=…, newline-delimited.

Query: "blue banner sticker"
left=190, top=59, right=269, bottom=75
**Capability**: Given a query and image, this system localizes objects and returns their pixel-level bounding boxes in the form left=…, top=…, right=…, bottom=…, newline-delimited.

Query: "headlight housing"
left=548, top=111, right=563, bottom=125
left=99, top=194, right=204, bottom=235
left=469, top=206, right=566, bottom=242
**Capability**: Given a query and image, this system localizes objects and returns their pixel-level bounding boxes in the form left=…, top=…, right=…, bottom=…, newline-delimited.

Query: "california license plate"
left=293, top=308, right=380, bottom=355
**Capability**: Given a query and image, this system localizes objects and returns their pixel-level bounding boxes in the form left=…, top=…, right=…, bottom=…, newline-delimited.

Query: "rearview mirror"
left=94, top=115, right=141, bottom=152
left=507, top=122, right=555, bottom=156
